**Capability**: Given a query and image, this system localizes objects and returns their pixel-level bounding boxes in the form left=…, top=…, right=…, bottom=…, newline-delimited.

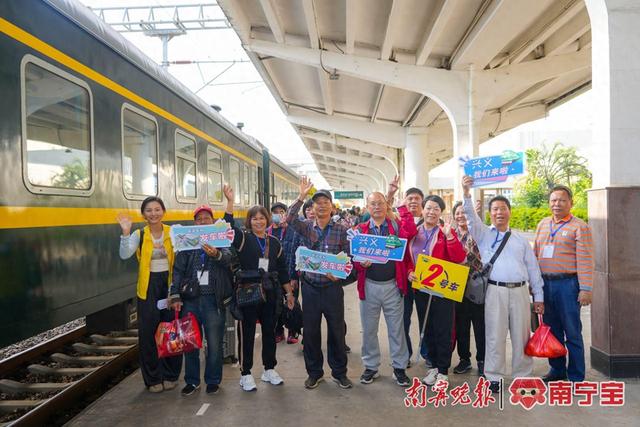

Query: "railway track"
left=0, top=326, right=138, bottom=427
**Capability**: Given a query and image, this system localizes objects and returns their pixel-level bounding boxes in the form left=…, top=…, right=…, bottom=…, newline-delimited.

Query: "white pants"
left=484, top=284, right=533, bottom=382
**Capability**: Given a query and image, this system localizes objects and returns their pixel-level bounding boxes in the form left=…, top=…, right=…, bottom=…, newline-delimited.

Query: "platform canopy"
left=218, top=0, right=591, bottom=194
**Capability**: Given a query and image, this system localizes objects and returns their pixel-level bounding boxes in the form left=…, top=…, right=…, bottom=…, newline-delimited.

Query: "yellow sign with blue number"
left=411, top=255, right=470, bottom=302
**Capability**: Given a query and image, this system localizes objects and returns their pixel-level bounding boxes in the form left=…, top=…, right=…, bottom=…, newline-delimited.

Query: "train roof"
left=44, top=0, right=267, bottom=156
left=269, top=154, right=298, bottom=179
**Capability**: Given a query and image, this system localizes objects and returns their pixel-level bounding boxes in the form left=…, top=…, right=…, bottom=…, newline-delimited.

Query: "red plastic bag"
left=525, top=314, right=568, bottom=358
left=155, top=310, right=202, bottom=358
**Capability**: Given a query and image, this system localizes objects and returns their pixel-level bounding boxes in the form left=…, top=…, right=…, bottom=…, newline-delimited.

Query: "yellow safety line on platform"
left=0, top=17, right=257, bottom=166
left=0, top=206, right=247, bottom=229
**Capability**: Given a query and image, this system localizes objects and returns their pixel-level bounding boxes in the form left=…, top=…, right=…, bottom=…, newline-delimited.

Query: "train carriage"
left=0, top=0, right=299, bottom=347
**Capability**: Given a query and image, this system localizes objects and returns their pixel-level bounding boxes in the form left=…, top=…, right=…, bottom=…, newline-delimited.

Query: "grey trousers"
left=360, top=278, right=409, bottom=370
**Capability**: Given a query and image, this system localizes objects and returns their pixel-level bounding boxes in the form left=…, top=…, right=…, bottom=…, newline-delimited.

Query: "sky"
left=79, top=0, right=328, bottom=187
left=79, top=0, right=593, bottom=193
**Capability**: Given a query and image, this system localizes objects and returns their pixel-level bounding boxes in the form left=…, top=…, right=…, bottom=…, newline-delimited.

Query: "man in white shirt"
left=462, top=176, right=544, bottom=393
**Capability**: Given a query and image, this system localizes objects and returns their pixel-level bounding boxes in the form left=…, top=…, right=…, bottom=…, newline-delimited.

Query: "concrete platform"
left=68, top=286, right=639, bottom=427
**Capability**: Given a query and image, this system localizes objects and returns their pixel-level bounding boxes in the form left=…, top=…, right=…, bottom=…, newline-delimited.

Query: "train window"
left=122, top=105, right=158, bottom=198
left=21, top=58, right=94, bottom=195
left=242, top=163, right=250, bottom=206
left=229, top=157, right=241, bottom=205
left=175, top=130, right=197, bottom=201
left=207, top=147, right=223, bottom=203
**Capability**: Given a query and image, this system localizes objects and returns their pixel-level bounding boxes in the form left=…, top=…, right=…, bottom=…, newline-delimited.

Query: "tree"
left=52, top=159, right=90, bottom=189
left=513, top=142, right=592, bottom=208
left=513, top=176, right=547, bottom=208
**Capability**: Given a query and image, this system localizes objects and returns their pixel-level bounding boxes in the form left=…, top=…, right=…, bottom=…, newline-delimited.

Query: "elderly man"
left=353, top=190, right=416, bottom=386
left=287, top=177, right=354, bottom=390
left=534, top=185, right=593, bottom=383
left=462, top=176, right=544, bottom=393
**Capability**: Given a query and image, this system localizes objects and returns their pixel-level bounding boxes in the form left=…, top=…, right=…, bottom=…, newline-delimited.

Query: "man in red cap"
left=169, top=205, right=234, bottom=396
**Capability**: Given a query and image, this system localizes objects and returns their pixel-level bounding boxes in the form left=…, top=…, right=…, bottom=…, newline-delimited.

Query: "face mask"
left=272, top=213, right=282, bottom=224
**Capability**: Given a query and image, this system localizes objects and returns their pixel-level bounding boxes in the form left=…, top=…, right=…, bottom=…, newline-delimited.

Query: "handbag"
left=235, top=270, right=266, bottom=307
left=284, top=299, right=303, bottom=335
left=464, top=231, right=511, bottom=304
left=179, top=251, right=203, bottom=300
left=525, top=314, right=568, bottom=358
left=180, top=278, right=200, bottom=300
left=235, top=282, right=266, bottom=307
left=155, top=310, right=203, bottom=358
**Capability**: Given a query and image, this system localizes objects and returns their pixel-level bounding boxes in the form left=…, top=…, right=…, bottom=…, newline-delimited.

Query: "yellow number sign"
left=411, top=255, right=470, bottom=302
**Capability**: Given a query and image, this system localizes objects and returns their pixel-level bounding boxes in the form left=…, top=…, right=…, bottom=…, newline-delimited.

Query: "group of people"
left=117, top=172, right=593, bottom=396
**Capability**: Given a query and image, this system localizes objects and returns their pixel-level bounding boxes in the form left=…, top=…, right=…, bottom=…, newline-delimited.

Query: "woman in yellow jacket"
left=117, top=197, right=182, bottom=393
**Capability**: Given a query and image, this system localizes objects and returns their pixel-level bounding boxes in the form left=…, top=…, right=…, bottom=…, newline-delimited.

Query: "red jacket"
left=354, top=205, right=418, bottom=300
left=406, top=227, right=467, bottom=275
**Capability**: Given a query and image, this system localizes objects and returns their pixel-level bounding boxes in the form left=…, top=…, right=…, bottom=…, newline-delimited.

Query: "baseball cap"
left=311, top=189, right=333, bottom=202
left=193, top=205, right=213, bottom=219
left=270, top=202, right=288, bottom=212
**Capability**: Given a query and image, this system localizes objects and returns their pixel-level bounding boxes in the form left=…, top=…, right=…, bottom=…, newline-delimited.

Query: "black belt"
left=488, top=280, right=526, bottom=288
left=542, top=273, right=577, bottom=281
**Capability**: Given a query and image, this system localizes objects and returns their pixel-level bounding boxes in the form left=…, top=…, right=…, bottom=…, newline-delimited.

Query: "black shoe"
left=206, top=384, right=219, bottom=394
left=332, top=376, right=353, bottom=389
left=542, top=372, right=568, bottom=382
left=392, top=368, right=410, bottom=386
left=424, top=358, right=434, bottom=369
left=359, top=369, right=379, bottom=384
left=345, top=344, right=351, bottom=353
left=304, top=376, right=324, bottom=389
left=453, top=359, right=472, bottom=374
left=477, top=361, right=484, bottom=377
left=181, top=384, right=199, bottom=396
left=489, top=381, right=500, bottom=394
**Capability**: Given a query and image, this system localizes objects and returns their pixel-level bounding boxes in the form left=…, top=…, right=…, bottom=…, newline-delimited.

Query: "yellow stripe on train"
left=0, top=207, right=247, bottom=229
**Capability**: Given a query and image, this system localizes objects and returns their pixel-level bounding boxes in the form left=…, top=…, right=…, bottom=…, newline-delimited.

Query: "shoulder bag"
left=464, top=231, right=511, bottom=304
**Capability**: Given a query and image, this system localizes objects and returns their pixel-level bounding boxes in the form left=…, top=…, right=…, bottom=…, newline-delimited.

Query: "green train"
left=0, top=0, right=300, bottom=347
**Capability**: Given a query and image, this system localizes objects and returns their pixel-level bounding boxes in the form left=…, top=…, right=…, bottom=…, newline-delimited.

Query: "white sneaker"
left=239, top=374, right=257, bottom=392
left=422, top=368, right=438, bottom=386
left=434, top=373, right=449, bottom=385
left=261, top=369, right=284, bottom=385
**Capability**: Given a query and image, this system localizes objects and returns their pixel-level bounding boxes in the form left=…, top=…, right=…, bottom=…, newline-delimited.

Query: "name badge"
left=259, top=257, right=269, bottom=271
left=198, top=270, right=209, bottom=285
left=542, top=244, right=555, bottom=259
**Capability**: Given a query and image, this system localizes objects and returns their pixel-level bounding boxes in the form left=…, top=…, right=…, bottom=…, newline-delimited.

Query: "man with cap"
left=286, top=177, right=355, bottom=389
left=169, top=205, right=234, bottom=396
left=268, top=201, right=300, bottom=344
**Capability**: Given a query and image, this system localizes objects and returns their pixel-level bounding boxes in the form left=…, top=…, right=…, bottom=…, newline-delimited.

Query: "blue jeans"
left=182, top=294, right=226, bottom=386
left=543, top=276, right=585, bottom=381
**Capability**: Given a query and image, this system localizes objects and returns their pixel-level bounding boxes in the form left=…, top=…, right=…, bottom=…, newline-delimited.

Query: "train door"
left=257, top=166, right=264, bottom=205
